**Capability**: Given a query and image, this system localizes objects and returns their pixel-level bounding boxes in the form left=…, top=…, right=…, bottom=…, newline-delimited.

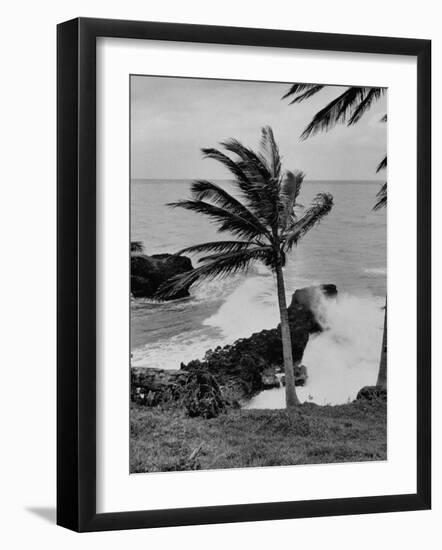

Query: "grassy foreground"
left=130, top=399, right=386, bottom=473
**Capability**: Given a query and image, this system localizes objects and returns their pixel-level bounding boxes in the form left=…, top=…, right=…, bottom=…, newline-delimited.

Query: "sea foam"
left=246, top=290, right=384, bottom=407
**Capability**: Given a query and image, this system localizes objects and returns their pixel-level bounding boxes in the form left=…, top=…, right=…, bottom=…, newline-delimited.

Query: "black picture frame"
left=57, top=17, right=431, bottom=532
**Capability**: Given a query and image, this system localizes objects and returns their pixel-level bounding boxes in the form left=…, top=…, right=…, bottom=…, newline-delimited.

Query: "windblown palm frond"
left=221, top=138, right=271, bottom=183
left=300, top=88, right=368, bottom=139
left=167, top=199, right=265, bottom=240
left=131, top=241, right=144, bottom=253
left=259, top=126, right=281, bottom=179
left=348, top=88, right=384, bottom=125
left=175, top=240, right=260, bottom=258
left=374, top=115, right=387, bottom=209
left=376, top=155, right=387, bottom=173
left=189, top=180, right=269, bottom=235
left=279, top=170, right=305, bottom=230
left=283, top=83, right=386, bottom=140
left=201, top=148, right=250, bottom=188
left=155, top=245, right=273, bottom=300
left=282, top=83, right=326, bottom=101
left=220, top=134, right=281, bottom=226
left=284, top=193, right=334, bottom=251
left=373, top=183, right=387, bottom=211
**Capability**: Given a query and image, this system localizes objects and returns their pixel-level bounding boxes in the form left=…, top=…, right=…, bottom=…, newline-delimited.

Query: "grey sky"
left=131, top=75, right=387, bottom=181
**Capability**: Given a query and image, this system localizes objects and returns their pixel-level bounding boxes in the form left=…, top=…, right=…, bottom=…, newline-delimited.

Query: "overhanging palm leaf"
left=283, top=84, right=386, bottom=140
left=373, top=183, right=387, bottom=211
left=348, top=88, right=383, bottom=125
left=376, top=155, right=387, bottom=173
left=300, top=88, right=367, bottom=139
left=282, top=83, right=326, bottom=102
left=283, top=83, right=387, bottom=212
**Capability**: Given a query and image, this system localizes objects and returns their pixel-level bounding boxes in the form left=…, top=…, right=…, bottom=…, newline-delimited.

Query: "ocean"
left=131, top=179, right=387, bottom=406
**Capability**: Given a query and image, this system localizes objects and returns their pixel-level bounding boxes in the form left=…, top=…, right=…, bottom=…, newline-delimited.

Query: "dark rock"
left=356, top=385, right=387, bottom=402
left=131, top=253, right=193, bottom=300
left=131, top=366, right=226, bottom=418
left=131, top=367, right=188, bottom=405
left=261, top=369, right=280, bottom=389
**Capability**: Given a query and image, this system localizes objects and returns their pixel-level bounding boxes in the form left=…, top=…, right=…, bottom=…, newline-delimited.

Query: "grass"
left=130, top=399, right=387, bottom=473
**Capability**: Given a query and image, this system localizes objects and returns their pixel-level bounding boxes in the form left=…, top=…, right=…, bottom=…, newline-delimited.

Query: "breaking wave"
left=246, top=290, right=384, bottom=407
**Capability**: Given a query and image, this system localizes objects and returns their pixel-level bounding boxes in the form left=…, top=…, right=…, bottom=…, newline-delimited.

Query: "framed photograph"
left=57, top=17, right=431, bottom=532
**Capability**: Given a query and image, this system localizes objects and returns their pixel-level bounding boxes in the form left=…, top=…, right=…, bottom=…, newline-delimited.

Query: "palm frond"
left=221, top=138, right=271, bottom=182
left=168, top=199, right=264, bottom=240
left=201, top=148, right=250, bottom=187
left=373, top=183, right=387, bottom=211
left=279, top=170, right=305, bottom=230
left=197, top=242, right=270, bottom=263
left=260, top=126, right=282, bottom=179
left=190, top=179, right=269, bottom=235
left=282, top=83, right=325, bottom=101
left=300, top=88, right=367, bottom=139
left=201, top=147, right=269, bottom=218
left=288, top=84, right=327, bottom=104
left=131, top=241, right=144, bottom=253
left=202, top=145, right=273, bottom=224
left=376, top=155, right=387, bottom=173
left=284, top=193, right=334, bottom=250
left=175, top=240, right=259, bottom=258
left=154, top=246, right=273, bottom=300
left=348, top=88, right=385, bottom=125
left=221, top=137, right=282, bottom=227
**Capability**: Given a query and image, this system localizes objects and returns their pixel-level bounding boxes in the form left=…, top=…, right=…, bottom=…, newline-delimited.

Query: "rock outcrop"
left=131, top=367, right=226, bottom=418
left=181, top=284, right=337, bottom=401
left=131, top=253, right=193, bottom=300
left=356, top=385, right=387, bottom=402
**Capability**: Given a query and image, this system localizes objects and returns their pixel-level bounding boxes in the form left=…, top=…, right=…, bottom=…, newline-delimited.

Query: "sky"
left=131, top=75, right=387, bottom=181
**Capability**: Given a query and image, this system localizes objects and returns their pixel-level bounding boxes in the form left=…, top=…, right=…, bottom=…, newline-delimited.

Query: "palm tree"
left=373, top=155, right=387, bottom=391
left=284, top=84, right=388, bottom=391
left=155, top=127, right=333, bottom=409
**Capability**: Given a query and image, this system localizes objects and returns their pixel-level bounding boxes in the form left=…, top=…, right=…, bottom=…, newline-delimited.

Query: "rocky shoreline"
left=131, top=252, right=194, bottom=300
left=131, top=283, right=339, bottom=417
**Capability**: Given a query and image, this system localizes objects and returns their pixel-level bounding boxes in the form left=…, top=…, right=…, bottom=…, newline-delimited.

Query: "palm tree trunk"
left=275, top=264, right=300, bottom=408
left=376, top=300, right=387, bottom=389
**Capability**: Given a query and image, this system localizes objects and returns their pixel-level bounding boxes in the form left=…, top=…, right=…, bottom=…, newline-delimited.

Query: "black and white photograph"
left=0, top=1, right=435, bottom=542
left=129, top=75, right=388, bottom=474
